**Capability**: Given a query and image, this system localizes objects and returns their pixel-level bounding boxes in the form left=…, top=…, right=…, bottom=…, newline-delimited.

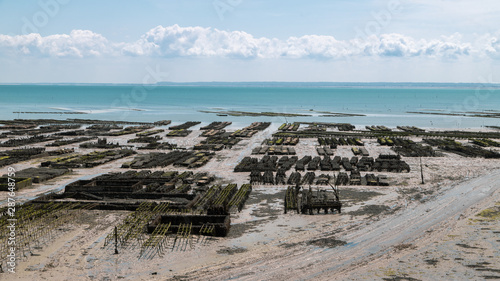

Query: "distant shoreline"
left=1, top=82, right=500, bottom=90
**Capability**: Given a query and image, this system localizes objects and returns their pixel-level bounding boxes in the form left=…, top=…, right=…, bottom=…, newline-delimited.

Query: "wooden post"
left=420, top=157, right=425, bottom=184
left=114, top=226, right=119, bottom=255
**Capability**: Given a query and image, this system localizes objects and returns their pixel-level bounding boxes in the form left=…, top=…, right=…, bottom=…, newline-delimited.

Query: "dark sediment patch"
left=397, top=187, right=435, bottom=202
left=216, top=246, right=248, bottom=255
left=382, top=277, right=422, bottom=281
left=279, top=242, right=302, bottom=249
left=248, top=190, right=285, bottom=218
left=340, top=189, right=383, bottom=204
left=477, top=269, right=500, bottom=273
left=290, top=227, right=306, bottom=233
left=308, top=109, right=365, bottom=117
left=465, top=262, right=491, bottom=269
left=408, top=110, right=500, bottom=118
left=456, top=243, right=483, bottom=249
left=348, top=205, right=390, bottom=217
left=482, top=276, right=500, bottom=280
left=394, top=243, right=416, bottom=251
left=227, top=189, right=283, bottom=239
left=307, top=237, right=346, bottom=248
left=476, top=206, right=500, bottom=220
left=226, top=223, right=250, bottom=239
left=424, top=259, right=439, bottom=266
left=199, top=110, right=311, bottom=117
left=168, top=275, right=191, bottom=280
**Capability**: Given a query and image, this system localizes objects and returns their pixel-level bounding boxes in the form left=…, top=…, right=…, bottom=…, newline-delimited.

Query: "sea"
left=1, top=82, right=499, bottom=129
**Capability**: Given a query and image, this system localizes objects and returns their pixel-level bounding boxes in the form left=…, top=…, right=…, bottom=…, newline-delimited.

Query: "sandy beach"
left=0, top=121, right=499, bottom=281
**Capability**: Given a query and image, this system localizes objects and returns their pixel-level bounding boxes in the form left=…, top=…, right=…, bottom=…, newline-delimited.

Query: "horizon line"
left=1, top=81, right=500, bottom=86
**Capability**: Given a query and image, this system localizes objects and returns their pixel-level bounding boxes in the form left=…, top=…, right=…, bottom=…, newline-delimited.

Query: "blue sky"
left=1, top=0, right=500, bottom=83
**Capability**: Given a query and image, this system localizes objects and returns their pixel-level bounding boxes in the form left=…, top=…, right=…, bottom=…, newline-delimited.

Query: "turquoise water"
left=0, top=83, right=499, bottom=129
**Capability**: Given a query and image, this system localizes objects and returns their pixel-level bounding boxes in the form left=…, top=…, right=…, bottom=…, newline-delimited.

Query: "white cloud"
left=475, top=33, right=500, bottom=59
left=355, top=33, right=472, bottom=59
left=123, top=25, right=280, bottom=58
left=0, top=30, right=114, bottom=58
left=0, top=25, right=498, bottom=60
left=284, top=35, right=349, bottom=59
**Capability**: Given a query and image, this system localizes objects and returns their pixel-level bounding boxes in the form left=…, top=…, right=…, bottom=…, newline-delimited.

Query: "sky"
left=0, top=0, right=500, bottom=83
